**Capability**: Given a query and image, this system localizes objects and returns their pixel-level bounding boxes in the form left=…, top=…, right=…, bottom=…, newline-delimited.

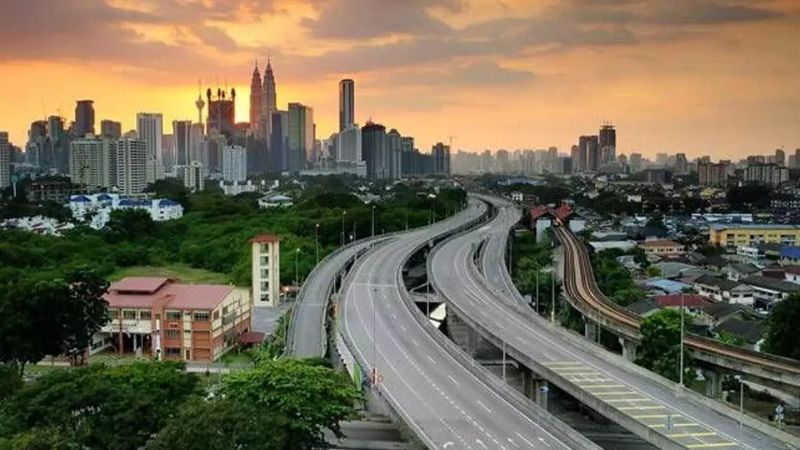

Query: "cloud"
left=386, top=61, right=535, bottom=87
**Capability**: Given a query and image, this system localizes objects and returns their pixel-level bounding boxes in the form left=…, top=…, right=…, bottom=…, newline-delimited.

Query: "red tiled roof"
left=654, top=294, right=710, bottom=308
left=251, top=234, right=281, bottom=244
left=640, top=239, right=682, bottom=248
left=239, top=332, right=265, bottom=344
left=784, top=265, right=800, bottom=275
left=110, top=277, right=170, bottom=294
left=530, top=205, right=548, bottom=220
left=104, top=277, right=234, bottom=310
left=553, top=204, right=573, bottom=220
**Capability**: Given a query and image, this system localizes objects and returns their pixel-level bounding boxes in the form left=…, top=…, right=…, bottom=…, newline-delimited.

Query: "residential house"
left=639, top=239, right=685, bottom=257
left=692, top=275, right=754, bottom=305
left=742, top=275, right=800, bottom=309
left=723, top=263, right=760, bottom=282
left=780, top=246, right=800, bottom=265
left=697, top=302, right=747, bottom=327
left=653, top=294, right=711, bottom=314
left=713, top=318, right=764, bottom=349
left=784, top=265, right=800, bottom=285
left=626, top=298, right=660, bottom=317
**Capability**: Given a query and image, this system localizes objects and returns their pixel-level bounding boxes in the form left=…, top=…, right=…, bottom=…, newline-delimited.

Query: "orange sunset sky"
left=1, top=0, right=799, bottom=159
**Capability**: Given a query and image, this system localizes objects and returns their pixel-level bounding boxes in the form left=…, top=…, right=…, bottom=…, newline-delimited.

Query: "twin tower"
left=249, top=60, right=277, bottom=140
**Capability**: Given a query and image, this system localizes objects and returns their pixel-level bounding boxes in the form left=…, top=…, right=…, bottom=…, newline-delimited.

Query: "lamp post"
left=371, top=205, right=376, bottom=247
left=315, top=223, right=320, bottom=265
left=341, top=211, right=347, bottom=247
left=294, top=248, right=300, bottom=289
left=679, top=292, right=685, bottom=387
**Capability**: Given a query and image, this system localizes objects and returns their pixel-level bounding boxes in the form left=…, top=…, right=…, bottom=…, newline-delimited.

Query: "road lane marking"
left=619, top=405, right=665, bottom=411
left=685, top=443, right=737, bottom=449
left=667, top=432, right=717, bottom=438
left=476, top=400, right=492, bottom=413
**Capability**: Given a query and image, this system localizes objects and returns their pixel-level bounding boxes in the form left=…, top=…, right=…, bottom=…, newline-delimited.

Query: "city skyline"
left=1, top=0, right=799, bottom=158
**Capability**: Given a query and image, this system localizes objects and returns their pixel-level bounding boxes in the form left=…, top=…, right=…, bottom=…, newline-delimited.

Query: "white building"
left=222, top=145, right=247, bottom=182
left=1, top=216, right=74, bottom=236
left=116, top=138, right=148, bottom=195
left=68, top=193, right=183, bottom=229
left=336, top=124, right=361, bottom=163
left=219, top=180, right=261, bottom=196
left=69, top=136, right=116, bottom=189
left=0, top=131, right=10, bottom=189
left=258, top=194, right=293, bottom=208
left=185, top=160, right=204, bottom=192
left=136, top=113, right=163, bottom=169
left=251, top=234, right=281, bottom=307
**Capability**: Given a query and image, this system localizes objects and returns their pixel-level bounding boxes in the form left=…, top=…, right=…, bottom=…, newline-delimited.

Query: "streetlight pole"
left=294, top=248, right=300, bottom=289
left=679, top=292, right=685, bottom=387
left=315, top=223, right=320, bottom=265
left=551, top=269, right=556, bottom=323
left=341, top=211, right=346, bottom=247
left=734, top=375, right=744, bottom=434
left=371, top=205, right=375, bottom=243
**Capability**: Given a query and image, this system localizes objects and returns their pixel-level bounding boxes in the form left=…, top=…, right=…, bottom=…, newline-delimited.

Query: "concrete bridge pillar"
left=703, top=370, right=723, bottom=400
left=584, top=318, right=597, bottom=342
left=619, top=337, right=638, bottom=362
left=466, top=328, right=479, bottom=356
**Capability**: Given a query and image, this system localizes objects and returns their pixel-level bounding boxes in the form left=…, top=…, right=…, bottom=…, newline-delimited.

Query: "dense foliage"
left=511, top=232, right=558, bottom=314
left=0, top=178, right=466, bottom=288
left=635, top=309, right=692, bottom=382
left=762, top=294, right=800, bottom=360
left=590, top=249, right=647, bottom=306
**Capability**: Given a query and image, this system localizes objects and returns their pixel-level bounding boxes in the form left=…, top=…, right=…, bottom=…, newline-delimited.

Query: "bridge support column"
left=466, top=328, right=478, bottom=357
left=619, top=338, right=638, bottom=362
left=584, top=318, right=597, bottom=342
left=520, top=367, right=535, bottom=399
left=703, top=370, right=723, bottom=400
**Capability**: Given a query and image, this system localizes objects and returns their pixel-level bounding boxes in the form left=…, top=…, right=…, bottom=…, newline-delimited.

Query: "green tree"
left=104, top=209, right=156, bottom=240
left=762, top=294, right=800, bottom=359
left=0, top=362, right=199, bottom=450
left=60, top=271, right=110, bottom=365
left=635, top=309, right=692, bottom=382
left=0, top=365, right=22, bottom=401
left=221, top=359, right=361, bottom=449
left=6, top=427, right=77, bottom=450
left=146, top=398, right=289, bottom=450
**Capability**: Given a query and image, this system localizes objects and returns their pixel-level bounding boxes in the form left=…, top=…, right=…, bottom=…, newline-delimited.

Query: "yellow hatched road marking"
left=685, top=443, right=737, bottom=449
left=577, top=384, right=625, bottom=388
left=649, top=423, right=696, bottom=429
left=544, top=361, right=583, bottom=366
left=666, top=432, right=717, bottom=438
left=632, top=414, right=675, bottom=419
left=619, top=405, right=665, bottom=411
left=604, top=398, right=650, bottom=403
left=553, top=367, right=598, bottom=373
left=593, top=391, right=636, bottom=396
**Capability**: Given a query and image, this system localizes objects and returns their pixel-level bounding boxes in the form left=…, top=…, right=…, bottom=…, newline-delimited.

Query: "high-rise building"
left=629, top=153, right=643, bottom=173
left=744, top=162, right=789, bottom=187
left=184, top=160, right=204, bottom=192
left=269, top=111, right=287, bottom=173
left=401, top=136, right=415, bottom=177
left=698, top=162, right=728, bottom=187
left=116, top=137, right=147, bottom=194
left=74, top=100, right=95, bottom=137
left=206, top=88, right=236, bottom=140
left=69, top=136, right=116, bottom=189
left=287, top=103, right=314, bottom=172
left=578, top=135, right=599, bottom=171
left=251, top=234, right=281, bottom=307
left=432, top=142, right=451, bottom=176
left=260, top=60, right=277, bottom=142
left=675, top=153, right=688, bottom=175
left=598, top=124, right=616, bottom=165
left=249, top=62, right=263, bottom=137
left=387, top=129, right=402, bottom=180
left=362, top=121, right=388, bottom=180
left=336, top=124, right=361, bottom=163
left=46, top=116, right=70, bottom=173
left=136, top=113, right=163, bottom=163
left=100, top=120, right=121, bottom=139
left=222, top=145, right=247, bottom=182
left=25, top=121, right=47, bottom=167
left=775, top=148, right=786, bottom=166
left=339, top=79, right=355, bottom=132
left=172, top=120, right=192, bottom=167
left=0, top=132, right=10, bottom=189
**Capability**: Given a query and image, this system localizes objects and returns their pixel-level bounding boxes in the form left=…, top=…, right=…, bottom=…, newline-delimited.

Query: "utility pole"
left=315, top=223, right=320, bottom=265
left=371, top=205, right=376, bottom=245
left=341, top=211, right=347, bottom=247
left=551, top=269, right=556, bottom=323
left=679, top=292, right=685, bottom=387
left=294, top=248, right=300, bottom=289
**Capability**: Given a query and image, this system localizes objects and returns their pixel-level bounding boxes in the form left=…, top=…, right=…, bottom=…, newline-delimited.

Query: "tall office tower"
left=598, top=123, right=616, bottom=165
left=339, top=79, right=355, bottom=132
left=337, top=124, right=361, bottom=162
left=47, top=116, right=70, bottom=172
left=0, top=132, right=9, bottom=189
left=675, top=153, right=688, bottom=175
left=188, top=123, right=205, bottom=164
left=548, top=146, right=558, bottom=172
left=116, top=137, right=147, bottom=194
left=655, top=153, right=669, bottom=167
left=136, top=113, right=163, bottom=162
left=386, top=129, right=402, bottom=180
left=432, top=142, right=451, bottom=176
left=25, top=121, right=47, bottom=167
left=74, top=100, right=95, bottom=137
left=400, top=136, right=415, bottom=177
left=569, top=145, right=579, bottom=173
left=775, top=148, right=786, bottom=166
left=362, top=121, right=388, bottom=180
left=629, top=152, right=643, bottom=173
left=795, top=149, right=800, bottom=169
left=744, top=162, right=789, bottom=187
left=206, top=88, right=236, bottom=140
left=69, top=136, right=116, bottom=189
left=100, top=120, right=122, bottom=139
left=260, top=60, right=277, bottom=142
left=578, top=135, right=599, bottom=171
left=698, top=162, right=729, bottom=187
left=161, top=134, right=174, bottom=172
left=222, top=145, right=247, bottom=182
left=269, top=111, right=287, bottom=173
left=184, top=160, right=205, bottom=192
left=287, top=103, right=314, bottom=172
left=172, top=120, right=192, bottom=167
left=249, top=62, right=263, bottom=137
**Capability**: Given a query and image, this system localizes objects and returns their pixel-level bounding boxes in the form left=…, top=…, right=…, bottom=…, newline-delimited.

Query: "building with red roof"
left=99, top=277, right=251, bottom=362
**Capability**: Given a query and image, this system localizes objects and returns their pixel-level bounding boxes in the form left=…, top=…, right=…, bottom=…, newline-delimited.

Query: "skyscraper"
left=74, top=100, right=95, bottom=137
left=337, top=124, right=361, bottom=163
left=0, top=132, right=9, bottom=189
left=100, top=120, right=121, bottom=139
left=184, top=160, right=205, bottom=192
left=578, top=135, right=599, bottom=171
left=222, top=145, right=247, bottom=182
left=362, top=121, right=387, bottom=180
left=598, top=124, right=616, bottom=165
left=136, top=113, right=163, bottom=162
left=249, top=62, right=263, bottom=137
left=287, top=103, right=313, bottom=172
left=206, top=88, right=236, bottom=139
left=69, top=136, right=116, bottom=189
left=432, top=142, right=451, bottom=176
left=260, top=60, right=277, bottom=142
left=339, top=79, right=355, bottom=132
left=47, top=115, right=70, bottom=172
left=269, top=111, right=287, bottom=173
left=775, top=148, right=786, bottom=166
left=387, top=129, right=402, bottom=180
left=116, top=137, right=147, bottom=194
left=172, top=120, right=192, bottom=167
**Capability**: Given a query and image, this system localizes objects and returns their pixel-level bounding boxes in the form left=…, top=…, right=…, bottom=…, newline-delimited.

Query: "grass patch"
left=108, top=263, right=233, bottom=285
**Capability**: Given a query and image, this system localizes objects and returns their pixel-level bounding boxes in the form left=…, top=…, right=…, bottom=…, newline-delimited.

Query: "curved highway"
left=339, top=199, right=600, bottom=450
left=430, top=195, right=796, bottom=450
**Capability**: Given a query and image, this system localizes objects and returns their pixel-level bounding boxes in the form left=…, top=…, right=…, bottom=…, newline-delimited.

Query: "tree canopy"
left=762, top=294, right=800, bottom=360
left=635, top=309, right=692, bottom=382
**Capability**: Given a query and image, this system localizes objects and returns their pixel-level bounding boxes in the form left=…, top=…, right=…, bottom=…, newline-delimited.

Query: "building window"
left=122, top=310, right=136, bottom=320
left=194, top=311, right=210, bottom=322
left=222, top=306, right=229, bottom=315
left=140, top=310, right=151, bottom=320
left=213, top=311, right=220, bottom=320
left=165, top=329, right=180, bottom=339
left=166, top=311, right=181, bottom=321
left=184, top=329, right=192, bottom=335
left=164, top=347, right=181, bottom=358
left=109, top=309, right=119, bottom=319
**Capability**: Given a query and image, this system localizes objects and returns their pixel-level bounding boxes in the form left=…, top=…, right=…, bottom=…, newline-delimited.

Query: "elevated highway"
left=337, top=199, right=601, bottom=449
left=429, top=195, right=799, bottom=450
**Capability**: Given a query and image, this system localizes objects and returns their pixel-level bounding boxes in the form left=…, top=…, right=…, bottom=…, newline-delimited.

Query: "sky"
left=1, top=0, right=799, bottom=160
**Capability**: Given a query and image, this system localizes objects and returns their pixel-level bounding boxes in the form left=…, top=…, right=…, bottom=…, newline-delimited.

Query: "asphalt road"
left=339, top=200, right=597, bottom=450
left=429, top=195, right=793, bottom=450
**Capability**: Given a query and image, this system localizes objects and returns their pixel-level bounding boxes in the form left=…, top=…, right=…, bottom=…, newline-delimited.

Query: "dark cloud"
left=386, top=61, right=535, bottom=87
left=300, top=0, right=454, bottom=40
left=644, top=1, right=783, bottom=24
